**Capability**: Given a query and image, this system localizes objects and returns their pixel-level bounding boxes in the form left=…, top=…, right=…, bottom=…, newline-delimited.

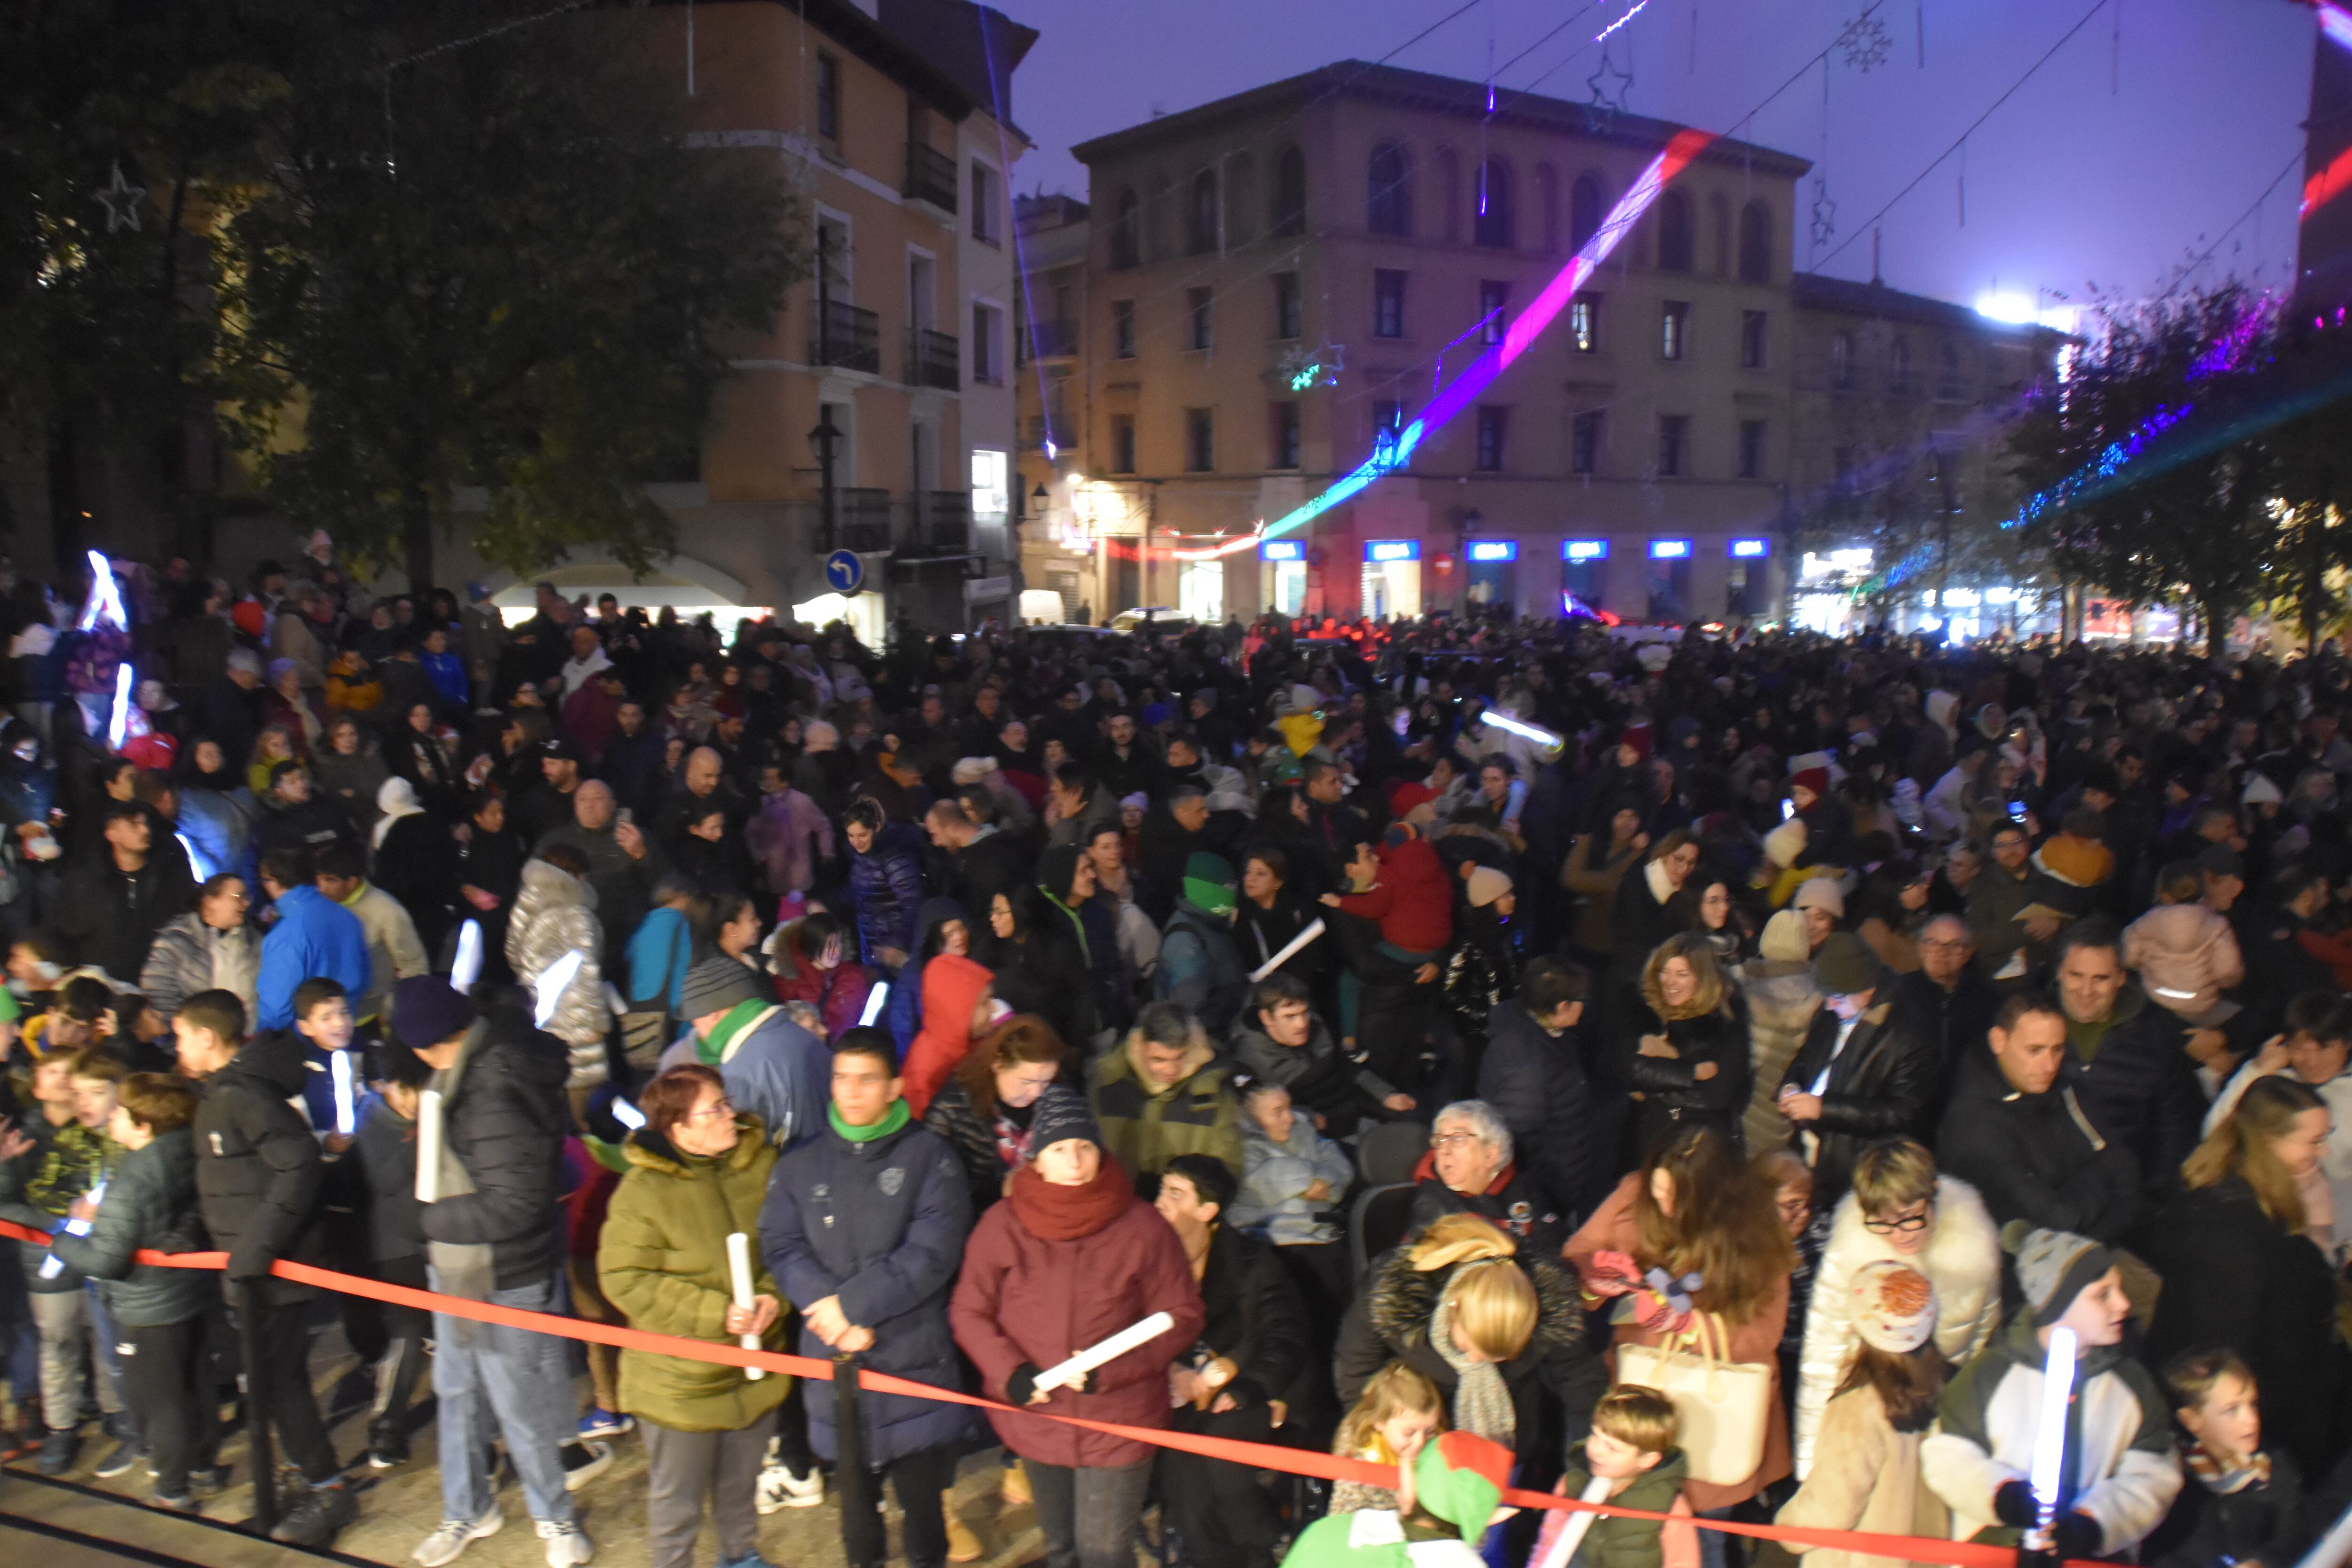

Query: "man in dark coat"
left=1406, top=1098, right=1568, bottom=1258
left=1227, top=972, right=1413, bottom=1128
left=1775, top=933, right=1942, bottom=1206
left=55, top=799, right=195, bottom=984
left=763, top=1029, right=975, bottom=1568
left=1151, top=1155, right=1312, bottom=1568
left=1475, top=959, right=1602, bottom=1223
left=2049, top=919, right=2206, bottom=1204
left=175, top=990, right=356, bottom=1545
left=1887, top=914, right=2002, bottom=1106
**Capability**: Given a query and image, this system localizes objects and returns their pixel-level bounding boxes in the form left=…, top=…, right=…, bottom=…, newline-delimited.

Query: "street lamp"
left=808, top=412, right=841, bottom=553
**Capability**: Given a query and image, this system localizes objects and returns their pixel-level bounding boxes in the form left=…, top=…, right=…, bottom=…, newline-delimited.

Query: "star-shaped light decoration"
left=1585, top=48, right=1635, bottom=131
left=1838, top=14, right=1893, bottom=72
left=93, top=162, right=145, bottom=234
left=1810, top=177, right=1838, bottom=250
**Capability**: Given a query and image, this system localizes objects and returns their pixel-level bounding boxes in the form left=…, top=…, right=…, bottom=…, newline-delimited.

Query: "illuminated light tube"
left=1172, top=127, right=1719, bottom=561
left=611, top=1097, right=647, bottom=1130
left=2027, top=1328, right=2079, bottom=1538
left=533, top=949, right=587, bottom=1029
left=80, top=549, right=127, bottom=632
left=331, top=1049, right=357, bottom=1138
left=1483, top=709, right=1565, bottom=751
left=107, top=665, right=134, bottom=751
left=2319, top=0, right=2352, bottom=53
left=2307, top=143, right=2352, bottom=219
left=859, top=981, right=890, bottom=1027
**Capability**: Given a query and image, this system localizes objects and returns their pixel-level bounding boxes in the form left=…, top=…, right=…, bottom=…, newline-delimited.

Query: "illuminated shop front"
left=1361, top=539, right=1422, bottom=619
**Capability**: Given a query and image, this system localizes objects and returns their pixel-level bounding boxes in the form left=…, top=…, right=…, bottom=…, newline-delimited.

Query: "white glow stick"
left=80, top=549, right=126, bottom=632
left=38, top=1179, right=105, bottom=1279
left=176, top=830, right=214, bottom=881
left=1481, top=708, right=1563, bottom=751
left=451, top=920, right=484, bottom=994
left=1248, top=917, right=1327, bottom=982
left=726, top=1231, right=765, bottom=1381
left=533, top=949, right=587, bottom=1028
left=1033, top=1311, right=1175, bottom=1393
left=610, top=1097, right=645, bottom=1130
left=1533, top=1474, right=1615, bottom=1568
left=2027, top=1326, right=2079, bottom=1543
left=107, top=665, right=134, bottom=750
left=414, top=1089, right=445, bottom=1203
left=331, top=1049, right=356, bottom=1137
left=859, top=981, right=890, bottom=1027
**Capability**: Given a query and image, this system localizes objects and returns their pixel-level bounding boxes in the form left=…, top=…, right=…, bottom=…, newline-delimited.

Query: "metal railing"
left=908, top=328, right=960, bottom=390
left=921, top=491, right=971, bottom=553
left=904, top=143, right=958, bottom=212
left=810, top=299, right=880, bottom=373
left=838, top=488, right=892, bottom=553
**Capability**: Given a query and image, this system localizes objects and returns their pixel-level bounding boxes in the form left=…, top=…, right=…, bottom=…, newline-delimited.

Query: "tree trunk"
left=402, top=485, right=434, bottom=597
left=2203, top=596, right=2230, bottom=660
left=47, top=413, right=83, bottom=573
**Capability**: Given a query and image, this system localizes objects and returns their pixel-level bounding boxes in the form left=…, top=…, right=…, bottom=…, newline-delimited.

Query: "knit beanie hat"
left=2242, top=771, right=2284, bottom=806
left=1182, top=852, right=1239, bottom=917
left=1850, top=1259, right=1938, bottom=1353
left=1467, top=866, right=1513, bottom=908
left=680, top=954, right=765, bottom=1020
left=1790, top=766, right=1831, bottom=800
left=391, top=976, right=475, bottom=1052
left=1759, top=910, right=1811, bottom=963
left=2003, top=1221, right=2116, bottom=1327
left=1619, top=723, right=1653, bottom=763
left=1813, top=932, right=1883, bottom=995
left=1027, top=1084, right=1102, bottom=1156
left=1793, top=877, right=1846, bottom=918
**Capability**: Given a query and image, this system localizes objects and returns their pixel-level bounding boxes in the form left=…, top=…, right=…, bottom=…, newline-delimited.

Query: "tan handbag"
left=1613, top=1311, right=1773, bottom=1487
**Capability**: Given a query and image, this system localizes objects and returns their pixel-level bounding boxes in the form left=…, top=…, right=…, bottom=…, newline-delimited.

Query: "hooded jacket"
left=2121, top=903, right=2244, bottom=1022
left=846, top=821, right=925, bottom=965
left=504, top=857, right=609, bottom=1077
left=900, top=953, right=994, bottom=1117
left=1335, top=836, right=1454, bottom=955
left=255, top=882, right=370, bottom=1031
left=1156, top=900, right=1248, bottom=1035
left=140, top=910, right=260, bottom=1024
left=418, top=1007, right=572, bottom=1290
left=1935, top=1057, right=2140, bottom=1242
left=660, top=1000, right=833, bottom=1153
left=1088, top=1027, right=1243, bottom=1177
left=1792, top=1178, right=2002, bottom=1479
left=763, top=1109, right=975, bottom=1464
left=1234, top=1114, right=1353, bottom=1246
left=49, top=1125, right=213, bottom=1327
left=192, top=1031, right=328, bottom=1305
left=55, top=844, right=195, bottom=987
left=1741, top=956, right=1823, bottom=1154
left=0, top=1113, right=113, bottom=1295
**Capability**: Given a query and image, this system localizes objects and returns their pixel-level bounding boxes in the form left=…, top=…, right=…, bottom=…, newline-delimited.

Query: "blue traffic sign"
left=823, top=549, right=864, bottom=595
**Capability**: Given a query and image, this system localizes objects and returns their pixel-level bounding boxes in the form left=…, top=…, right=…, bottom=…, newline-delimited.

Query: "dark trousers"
left=1160, top=1403, right=1282, bottom=1568
left=1026, top=1457, right=1153, bottom=1568
left=840, top=1442, right=956, bottom=1568
left=252, top=1297, right=339, bottom=1482
left=121, top=1315, right=221, bottom=1496
left=353, top=1255, right=430, bottom=1444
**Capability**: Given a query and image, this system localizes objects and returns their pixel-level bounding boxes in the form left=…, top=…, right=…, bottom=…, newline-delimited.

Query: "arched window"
left=1709, top=193, right=1731, bottom=275
left=1437, top=149, right=1462, bottom=242
left=1472, top=158, right=1514, bottom=248
left=1657, top=191, right=1693, bottom=271
left=1226, top=153, right=1255, bottom=245
left=1367, top=142, right=1413, bottom=236
left=1537, top=164, right=1561, bottom=253
left=1570, top=172, right=1604, bottom=250
left=1110, top=187, right=1139, bottom=269
left=1738, top=200, right=1772, bottom=283
left=1890, top=337, right=1912, bottom=394
left=1145, top=173, right=1171, bottom=259
left=1187, top=167, right=1219, bottom=255
left=1830, top=331, right=1856, bottom=390
left=1271, top=146, right=1306, bottom=236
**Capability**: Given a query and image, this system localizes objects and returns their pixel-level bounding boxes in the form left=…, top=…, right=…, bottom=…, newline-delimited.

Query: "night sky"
left=997, top=0, right=2313, bottom=315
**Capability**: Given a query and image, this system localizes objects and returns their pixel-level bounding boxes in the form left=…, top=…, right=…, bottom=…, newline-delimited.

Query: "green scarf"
left=697, top=999, right=773, bottom=1067
left=830, top=1098, right=911, bottom=1143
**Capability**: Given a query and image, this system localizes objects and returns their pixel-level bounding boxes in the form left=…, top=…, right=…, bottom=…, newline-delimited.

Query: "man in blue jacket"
left=254, top=847, right=369, bottom=1032
left=762, top=1027, right=975, bottom=1568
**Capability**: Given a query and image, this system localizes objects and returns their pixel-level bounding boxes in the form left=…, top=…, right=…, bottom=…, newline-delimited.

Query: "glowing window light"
left=1985, top=586, right=2018, bottom=605
left=1173, top=128, right=1719, bottom=562
left=1564, top=539, right=1611, bottom=561
left=1729, top=538, right=1769, bottom=558
left=1259, top=540, right=1305, bottom=561
left=1466, top=541, right=1518, bottom=562
left=1649, top=538, right=1692, bottom=559
left=1365, top=540, right=1419, bottom=563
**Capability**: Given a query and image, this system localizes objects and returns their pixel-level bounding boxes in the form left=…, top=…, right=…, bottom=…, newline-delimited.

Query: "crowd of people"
left=0, top=549, right=2349, bottom=1568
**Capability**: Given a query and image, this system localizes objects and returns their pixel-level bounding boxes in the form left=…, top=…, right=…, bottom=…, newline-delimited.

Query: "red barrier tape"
left=0, top=1216, right=2067, bottom=1567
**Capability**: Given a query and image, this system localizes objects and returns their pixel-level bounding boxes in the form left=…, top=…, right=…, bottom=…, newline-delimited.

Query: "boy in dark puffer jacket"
left=2146, top=1350, right=2308, bottom=1568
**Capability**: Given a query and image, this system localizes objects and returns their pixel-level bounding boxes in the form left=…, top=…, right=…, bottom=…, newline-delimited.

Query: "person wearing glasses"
left=1885, top=915, right=1999, bottom=1097
left=139, top=871, right=260, bottom=1025
left=1406, top=1099, right=1567, bottom=1258
left=1788, top=1138, right=2000, bottom=1482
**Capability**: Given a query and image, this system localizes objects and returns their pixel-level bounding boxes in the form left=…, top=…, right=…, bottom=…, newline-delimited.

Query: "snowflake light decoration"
left=1838, top=14, right=1893, bottom=71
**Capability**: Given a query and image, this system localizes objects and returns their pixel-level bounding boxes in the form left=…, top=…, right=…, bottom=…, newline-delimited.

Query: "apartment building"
left=1029, top=62, right=1810, bottom=626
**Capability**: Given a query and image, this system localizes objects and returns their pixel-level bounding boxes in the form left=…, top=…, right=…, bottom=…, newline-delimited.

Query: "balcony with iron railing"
left=904, top=143, right=959, bottom=213
left=810, top=299, right=880, bottom=373
left=917, top=491, right=971, bottom=554
left=908, top=328, right=961, bottom=390
left=837, top=487, right=893, bottom=553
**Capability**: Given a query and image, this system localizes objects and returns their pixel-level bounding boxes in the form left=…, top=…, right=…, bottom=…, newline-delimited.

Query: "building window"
left=1110, top=189, right=1140, bottom=269
left=1479, top=280, right=1510, bottom=345
left=1661, top=302, right=1689, bottom=361
left=1537, top=165, right=1560, bottom=253
left=1187, top=167, right=1219, bottom=255
left=972, top=449, right=1009, bottom=518
left=1738, top=200, right=1772, bottom=282
left=1572, top=410, right=1603, bottom=474
left=1570, top=172, right=1603, bottom=250
left=1368, top=142, right=1412, bottom=235
left=1939, top=341, right=1963, bottom=399
left=1373, top=399, right=1404, bottom=435
left=1890, top=337, right=1913, bottom=394
left=1740, top=310, right=1768, bottom=368
left=1373, top=269, right=1406, bottom=338
left=1475, top=406, right=1508, bottom=472
left=1274, top=272, right=1302, bottom=340
left=1271, top=402, right=1301, bottom=469
left=1271, top=146, right=1306, bottom=235
left=1830, top=331, right=1857, bottom=390
left=1186, top=286, right=1213, bottom=351
left=1657, top=414, right=1687, bottom=477
left=1571, top=293, right=1600, bottom=353
left=1111, top=414, right=1136, bottom=474
left=1657, top=191, right=1693, bottom=271
left=816, top=53, right=841, bottom=143
left=971, top=302, right=1002, bottom=384
left=1186, top=408, right=1215, bottom=471
left=1112, top=298, right=1136, bottom=359
left=1738, top=419, right=1766, bottom=479
left=971, top=162, right=999, bottom=243
left=1473, top=158, right=1514, bottom=248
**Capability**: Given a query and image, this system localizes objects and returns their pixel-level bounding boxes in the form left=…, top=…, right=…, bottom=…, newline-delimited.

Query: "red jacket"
left=1336, top=836, right=1454, bottom=954
left=771, top=961, right=874, bottom=1043
left=899, top=954, right=994, bottom=1117
left=950, top=1159, right=1205, bottom=1468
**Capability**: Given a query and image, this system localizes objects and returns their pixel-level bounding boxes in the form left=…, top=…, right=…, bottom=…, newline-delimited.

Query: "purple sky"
left=998, top=0, right=2314, bottom=311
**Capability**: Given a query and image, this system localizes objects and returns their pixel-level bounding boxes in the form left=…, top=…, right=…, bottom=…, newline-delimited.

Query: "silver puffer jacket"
left=504, top=858, right=610, bottom=1085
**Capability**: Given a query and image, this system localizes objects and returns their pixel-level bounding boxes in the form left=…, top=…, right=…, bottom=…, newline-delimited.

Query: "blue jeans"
left=84, top=1281, right=129, bottom=1418
left=428, top=1269, right=577, bottom=1527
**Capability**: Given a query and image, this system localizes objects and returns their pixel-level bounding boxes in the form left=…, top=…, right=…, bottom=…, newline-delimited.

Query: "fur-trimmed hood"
left=1365, top=1243, right=1583, bottom=1371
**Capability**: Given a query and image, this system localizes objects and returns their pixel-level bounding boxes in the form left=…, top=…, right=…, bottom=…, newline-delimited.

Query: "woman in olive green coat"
left=597, top=1064, right=791, bottom=1568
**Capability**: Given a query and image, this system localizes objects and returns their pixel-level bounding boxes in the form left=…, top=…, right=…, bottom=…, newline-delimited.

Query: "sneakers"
left=715, top=1555, right=774, bottom=1568
left=755, top=1456, right=823, bottom=1512
left=945, top=1490, right=985, bottom=1562
left=93, top=1435, right=146, bottom=1479
left=35, top=1427, right=77, bottom=1476
left=413, top=1506, right=505, bottom=1568
left=369, top=1433, right=411, bottom=1470
left=153, top=1492, right=200, bottom=1514
left=559, top=1439, right=612, bottom=1493
left=188, top=1465, right=232, bottom=1496
left=270, top=1476, right=358, bottom=1548
left=575, top=1407, right=631, bottom=1440
left=535, top=1518, right=594, bottom=1568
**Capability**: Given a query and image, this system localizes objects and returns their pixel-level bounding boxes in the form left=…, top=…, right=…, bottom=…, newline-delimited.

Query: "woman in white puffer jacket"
left=1793, top=1139, right=2001, bottom=1480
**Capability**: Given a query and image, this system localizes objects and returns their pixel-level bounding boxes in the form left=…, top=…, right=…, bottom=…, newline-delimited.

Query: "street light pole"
left=810, top=412, right=840, bottom=557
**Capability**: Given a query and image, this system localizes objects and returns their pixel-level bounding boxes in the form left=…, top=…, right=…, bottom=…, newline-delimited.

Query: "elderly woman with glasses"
left=597, top=1064, right=791, bottom=1568
left=1405, top=1099, right=1568, bottom=1258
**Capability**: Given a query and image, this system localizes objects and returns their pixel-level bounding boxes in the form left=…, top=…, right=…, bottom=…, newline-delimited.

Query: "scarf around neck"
left=1009, top=1154, right=1133, bottom=1240
left=831, top=1098, right=911, bottom=1144
left=698, top=999, right=777, bottom=1067
left=1430, top=1269, right=1518, bottom=1449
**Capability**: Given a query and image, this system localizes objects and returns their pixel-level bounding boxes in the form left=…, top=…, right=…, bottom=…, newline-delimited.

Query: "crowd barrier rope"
left=0, top=1216, right=2093, bottom=1568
